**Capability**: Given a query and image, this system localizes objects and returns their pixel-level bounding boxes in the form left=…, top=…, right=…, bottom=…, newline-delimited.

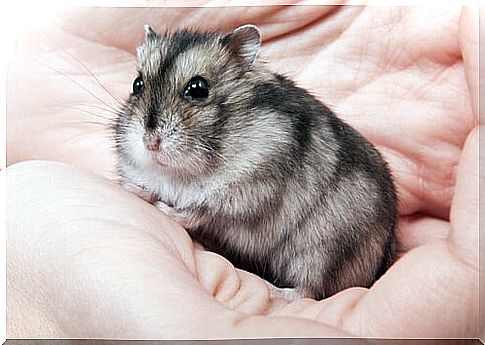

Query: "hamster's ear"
left=137, top=25, right=162, bottom=74
left=144, top=24, right=158, bottom=41
left=222, top=24, right=261, bottom=66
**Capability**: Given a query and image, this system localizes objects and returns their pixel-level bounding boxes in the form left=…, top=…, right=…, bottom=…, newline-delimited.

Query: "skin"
left=6, top=4, right=479, bottom=338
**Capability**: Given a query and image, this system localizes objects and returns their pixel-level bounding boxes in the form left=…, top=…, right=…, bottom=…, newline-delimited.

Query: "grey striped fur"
left=115, top=25, right=397, bottom=299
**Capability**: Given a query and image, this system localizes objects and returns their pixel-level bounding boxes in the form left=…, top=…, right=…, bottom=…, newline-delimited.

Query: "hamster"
left=114, top=24, right=397, bottom=300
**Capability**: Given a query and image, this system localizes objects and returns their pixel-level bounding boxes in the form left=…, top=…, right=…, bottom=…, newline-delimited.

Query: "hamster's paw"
left=154, top=201, right=194, bottom=229
left=265, top=282, right=303, bottom=302
left=122, top=183, right=156, bottom=203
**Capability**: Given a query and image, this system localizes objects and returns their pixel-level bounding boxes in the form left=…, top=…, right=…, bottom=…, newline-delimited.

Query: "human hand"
left=7, top=4, right=479, bottom=338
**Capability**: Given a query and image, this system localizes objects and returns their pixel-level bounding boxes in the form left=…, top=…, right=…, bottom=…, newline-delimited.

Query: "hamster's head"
left=116, top=24, right=274, bottom=177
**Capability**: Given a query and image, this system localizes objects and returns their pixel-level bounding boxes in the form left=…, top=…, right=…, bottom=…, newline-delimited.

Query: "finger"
left=338, top=128, right=479, bottom=337
left=6, top=161, right=231, bottom=338
left=342, top=243, right=477, bottom=337
left=270, top=287, right=367, bottom=327
left=448, top=126, right=479, bottom=271
left=55, top=6, right=337, bottom=52
left=193, top=248, right=271, bottom=315
left=6, top=161, right=355, bottom=338
left=194, top=250, right=354, bottom=337
left=396, top=215, right=450, bottom=255
left=458, top=6, right=479, bottom=123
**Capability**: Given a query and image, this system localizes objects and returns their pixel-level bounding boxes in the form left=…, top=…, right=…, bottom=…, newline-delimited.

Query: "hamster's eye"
left=183, top=76, right=209, bottom=101
left=132, top=75, right=144, bottom=95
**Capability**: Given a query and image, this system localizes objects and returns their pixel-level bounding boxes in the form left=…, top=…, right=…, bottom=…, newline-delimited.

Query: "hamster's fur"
left=115, top=25, right=397, bottom=299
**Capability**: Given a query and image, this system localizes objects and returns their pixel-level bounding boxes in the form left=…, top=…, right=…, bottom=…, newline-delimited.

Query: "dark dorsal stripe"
left=157, top=30, right=217, bottom=82
left=146, top=30, right=217, bottom=130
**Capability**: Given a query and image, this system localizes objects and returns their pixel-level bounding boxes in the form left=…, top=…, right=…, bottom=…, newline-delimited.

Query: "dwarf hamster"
left=114, top=24, right=397, bottom=300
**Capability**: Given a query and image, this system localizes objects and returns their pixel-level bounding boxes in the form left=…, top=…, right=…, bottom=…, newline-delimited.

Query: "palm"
left=7, top=5, right=478, bottom=338
left=9, top=6, right=472, bottom=216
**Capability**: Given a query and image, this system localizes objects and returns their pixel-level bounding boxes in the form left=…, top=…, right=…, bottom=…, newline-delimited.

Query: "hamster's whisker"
left=203, top=135, right=238, bottom=155
left=71, top=60, right=126, bottom=109
left=62, top=104, right=117, bottom=121
left=43, top=42, right=127, bottom=108
left=118, top=106, right=140, bottom=120
left=34, top=59, right=122, bottom=115
left=59, top=119, right=111, bottom=128
left=176, top=132, right=230, bottom=164
left=196, top=142, right=227, bottom=161
left=71, top=103, right=118, bottom=114
left=42, top=102, right=112, bottom=122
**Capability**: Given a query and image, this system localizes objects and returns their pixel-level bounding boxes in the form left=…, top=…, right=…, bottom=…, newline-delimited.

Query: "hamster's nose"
left=145, top=136, right=161, bottom=151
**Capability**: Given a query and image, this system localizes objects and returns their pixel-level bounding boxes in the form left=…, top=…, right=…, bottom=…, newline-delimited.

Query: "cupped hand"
left=6, top=4, right=479, bottom=338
